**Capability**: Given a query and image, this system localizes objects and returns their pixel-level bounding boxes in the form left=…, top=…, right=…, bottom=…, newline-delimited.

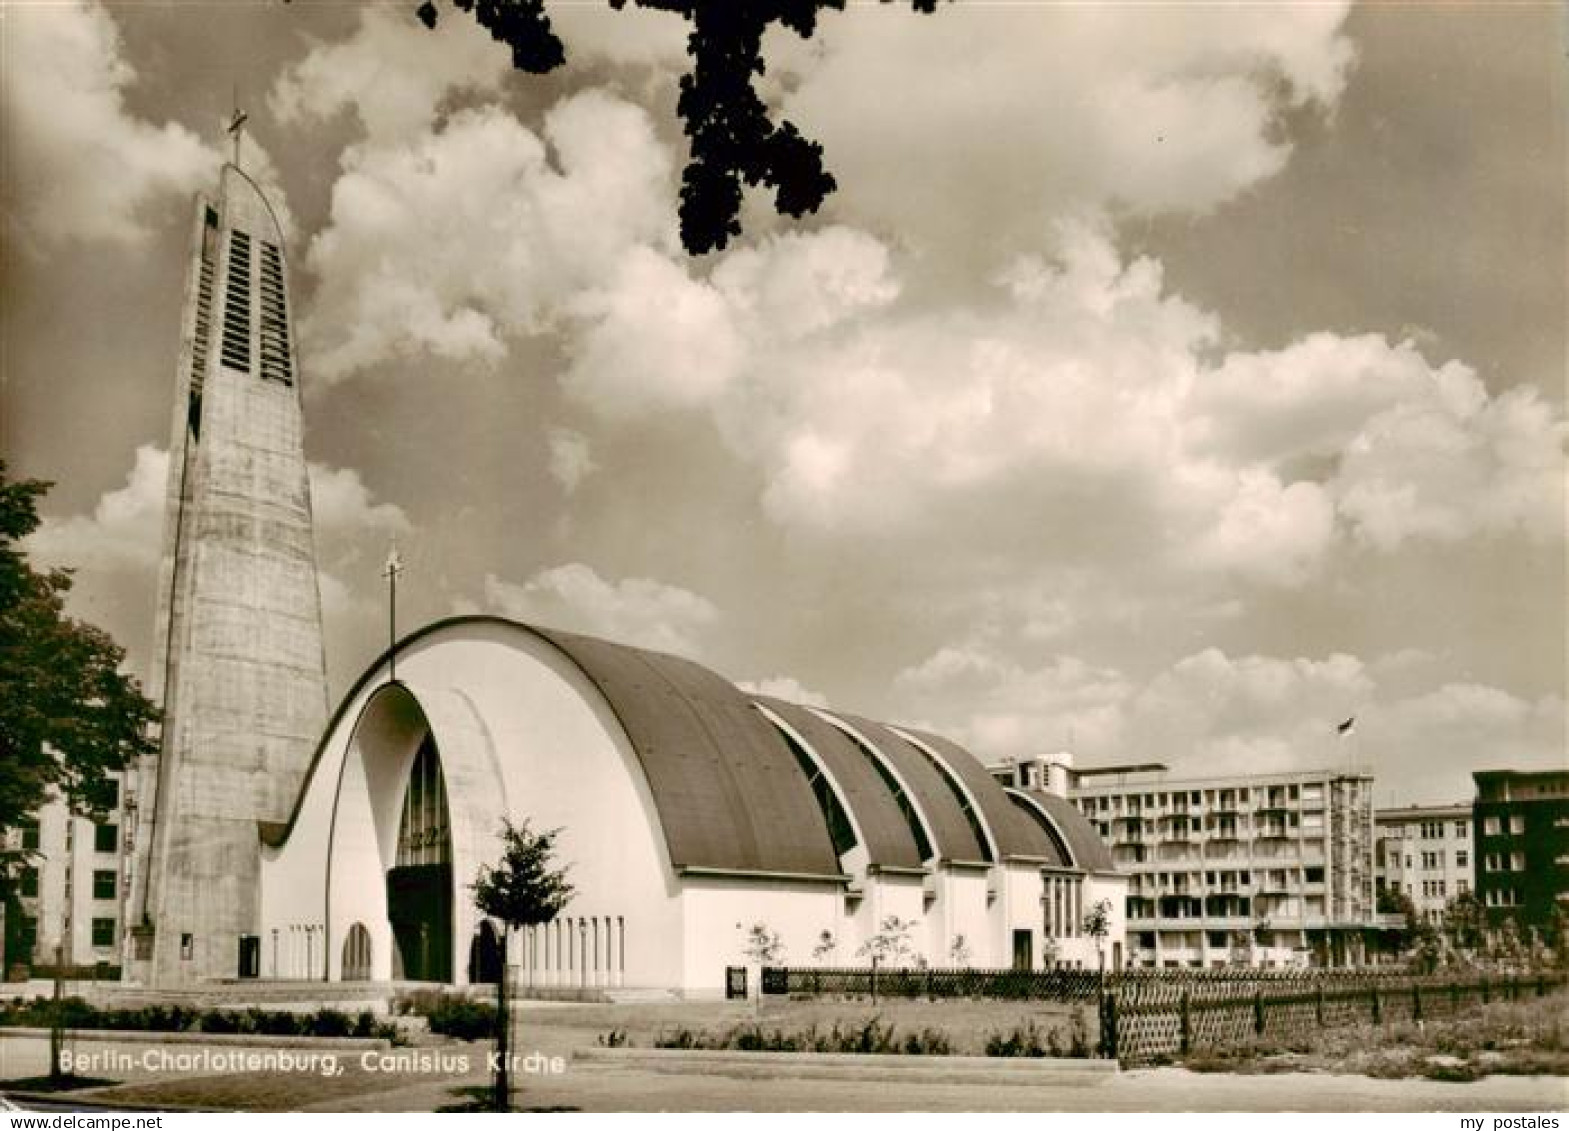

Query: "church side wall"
left=678, top=878, right=845, bottom=996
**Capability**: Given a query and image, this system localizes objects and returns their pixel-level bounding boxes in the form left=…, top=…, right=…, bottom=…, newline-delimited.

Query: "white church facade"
left=256, top=617, right=1126, bottom=995
left=122, top=151, right=1125, bottom=997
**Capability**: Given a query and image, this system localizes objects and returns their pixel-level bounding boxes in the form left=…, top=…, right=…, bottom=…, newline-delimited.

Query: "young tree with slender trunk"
left=472, top=819, right=574, bottom=1112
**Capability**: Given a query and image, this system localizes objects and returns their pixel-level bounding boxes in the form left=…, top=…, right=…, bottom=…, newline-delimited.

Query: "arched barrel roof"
left=815, top=711, right=989, bottom=865
left=898, top=727, right=1064, bottom=864
left=757, top=698, right=925, bottom=871
left=266, top=615, right=1118, bottom=884
left=1023, top=791, right=1117, bottom=874
left=532, top=626, right=842, bottom=878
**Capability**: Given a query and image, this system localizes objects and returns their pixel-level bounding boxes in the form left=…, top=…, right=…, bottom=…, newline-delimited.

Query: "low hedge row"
left=0, top=996, right=403, bottom=1043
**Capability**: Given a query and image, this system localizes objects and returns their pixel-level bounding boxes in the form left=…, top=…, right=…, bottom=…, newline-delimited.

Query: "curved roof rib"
left=815, top=710, right=988, bottom=865
left=1009, top=788, right=1117, bottom=874
left=896, top=727, right=1063, bottom=864
left=757, top=698, right=926, bottom=871
left=533, top=627, right=842, bottom=879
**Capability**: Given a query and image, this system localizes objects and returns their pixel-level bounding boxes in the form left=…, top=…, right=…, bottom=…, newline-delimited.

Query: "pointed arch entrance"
left=386, top=734, right=453, bottom=981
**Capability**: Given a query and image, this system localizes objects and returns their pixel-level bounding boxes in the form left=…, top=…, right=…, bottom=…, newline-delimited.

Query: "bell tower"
left=124, top=156, right=328, bottom=985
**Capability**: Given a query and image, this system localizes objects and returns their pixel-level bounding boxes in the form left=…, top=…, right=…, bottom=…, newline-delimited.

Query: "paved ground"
left=5, top=1032, right=1566, bottom=1112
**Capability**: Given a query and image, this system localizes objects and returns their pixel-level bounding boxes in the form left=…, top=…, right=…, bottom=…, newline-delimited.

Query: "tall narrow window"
left=220, top=231, right=252, bottom=372
left=189, top=207, right=220, bottom=436
left=767, top=717, right=857, bottom=858
left=837, top=726, right=933, bottom=861
left=902, top=737, right=994, bottom=863
left=395, top=736, right=451, bottom=867
left=258, top=241, right=293, bottom=385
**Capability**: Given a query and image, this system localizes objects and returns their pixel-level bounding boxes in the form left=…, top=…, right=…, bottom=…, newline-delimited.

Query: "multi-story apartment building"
left=4, top=773, right=129, bottom=978
left=1066, top=765, right=1377, bottom=968
left=1375, top=803, right=1472, bottom=924
left=1473, top=769, right=1569, bottom=934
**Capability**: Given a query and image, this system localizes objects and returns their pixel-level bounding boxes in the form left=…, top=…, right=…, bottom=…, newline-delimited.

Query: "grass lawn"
left=516, top=995, right=1097, bottom=1057
left=1180, top=990, right=1569, bottom=1080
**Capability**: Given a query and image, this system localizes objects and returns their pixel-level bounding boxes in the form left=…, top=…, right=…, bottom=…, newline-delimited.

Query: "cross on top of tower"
left=226, top=88, right=249, bottom=170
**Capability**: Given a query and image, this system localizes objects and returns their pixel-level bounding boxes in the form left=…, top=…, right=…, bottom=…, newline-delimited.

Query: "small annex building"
left=257, top=616, right=1126, bottom=996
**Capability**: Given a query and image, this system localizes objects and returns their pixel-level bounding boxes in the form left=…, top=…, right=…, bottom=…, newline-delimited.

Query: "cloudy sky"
left=4, top=1, right=1563, bottom=805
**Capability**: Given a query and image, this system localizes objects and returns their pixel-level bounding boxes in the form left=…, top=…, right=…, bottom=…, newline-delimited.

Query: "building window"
left=180, top=933, right=194, bottom=960
left=93, top=870, right=117, bottom=900
left=20, top=821, right=39, bottom=851
left=1456, top=850, right=1468, bottom=868
left=1484, top=817, right=1501, bottom=836
left=395, top=736, right=452, bottom=868
left=1510, top=852, right=1525, bottom=871
left=771, top=719, right=858, bottom=858
left=93, top=824, right=118, bottom=854
left=1454, top=821, right=1468, bottom=838
left=91, top=919, right=116, bottom=948
left=1509, top=815, right=1525, bottom=835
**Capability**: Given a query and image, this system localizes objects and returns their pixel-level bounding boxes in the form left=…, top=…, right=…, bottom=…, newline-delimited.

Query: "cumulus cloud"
left=546, top=429, right=596, bottom=494
left=26, top=444, right=167, bottom=571
left=25, top=446, right=411, bottom=689
left=545, top=0, right=687, bottom=69
left=737, top=676, right=829, bottom=708
left=270, top=3, right=511, bottom=145
left=890, top=639, right=1560, bottom=801
left=1333, top=375, right=1566, bottom=550
left=3, top=0, right=218, bottom=245
left=482, top=565, right=718, bottom=657
left=308, top=463, right=412, bottom=543
left=893, top=645, right=1132, bottom=759
left=301, top=92, right=675, bottom=381
left=772, top=3, right=1355, bottom=254
left=559, top=218, right=1563, bottom=599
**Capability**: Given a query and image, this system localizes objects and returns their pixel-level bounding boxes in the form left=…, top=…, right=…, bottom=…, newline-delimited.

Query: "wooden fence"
left=762, top=964, right=1566, bottom=1064
left=761, top=964, right=1105, bottom=1001
left=1105, top=968, right=1564, bottom=1064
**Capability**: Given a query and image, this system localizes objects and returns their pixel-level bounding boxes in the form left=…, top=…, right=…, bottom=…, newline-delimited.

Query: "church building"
left=126, top=151, right=1125, bottom=997
left=257, top=618, right=1126, bottom=994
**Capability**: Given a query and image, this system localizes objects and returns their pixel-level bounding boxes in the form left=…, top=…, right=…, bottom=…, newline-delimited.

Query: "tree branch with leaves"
left=471, top=818, right=574, bottom=1111
left=414, top=0, right=945, bottom=254
left=0, top=464, right=156, bottom=906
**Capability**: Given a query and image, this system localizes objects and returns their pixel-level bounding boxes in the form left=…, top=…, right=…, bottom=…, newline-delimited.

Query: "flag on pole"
left=1337, top=716, right=1356, bottom=737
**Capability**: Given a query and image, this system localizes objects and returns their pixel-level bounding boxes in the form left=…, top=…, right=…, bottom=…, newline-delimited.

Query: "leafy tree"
left=414, top=0, right=945, bottom=254
left=1442, top=890, right=1485, bottom=955
left=947, top=933, right=970, bottom=967
left=1081, top=897, right=1112, bottom=971
left=1545, top=903, right=1569, bottom=968
left=810, top=928, right=837, bottom=963
left=0, top=464, right=157, bottom=905
left=740, top=921, right=784, bottom=965
left=471, top=818, right=574, bottom=1111
left=472, top=819, right=576, bottom=930
left=1377, top=887, right=1439, bottom=965
left=857, top=914, right=916, bottom=966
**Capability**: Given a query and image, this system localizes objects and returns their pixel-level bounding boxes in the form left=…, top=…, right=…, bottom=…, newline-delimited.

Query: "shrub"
left=421, top=995, right=497, bottom=1042
left=651, top=1015, right=951, bottom=1056
left=0, top=995, right=402, bottom=1044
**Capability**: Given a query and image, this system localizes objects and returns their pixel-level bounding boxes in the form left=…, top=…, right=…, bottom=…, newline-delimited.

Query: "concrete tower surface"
left=124, top=162, right=327, bottom=985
